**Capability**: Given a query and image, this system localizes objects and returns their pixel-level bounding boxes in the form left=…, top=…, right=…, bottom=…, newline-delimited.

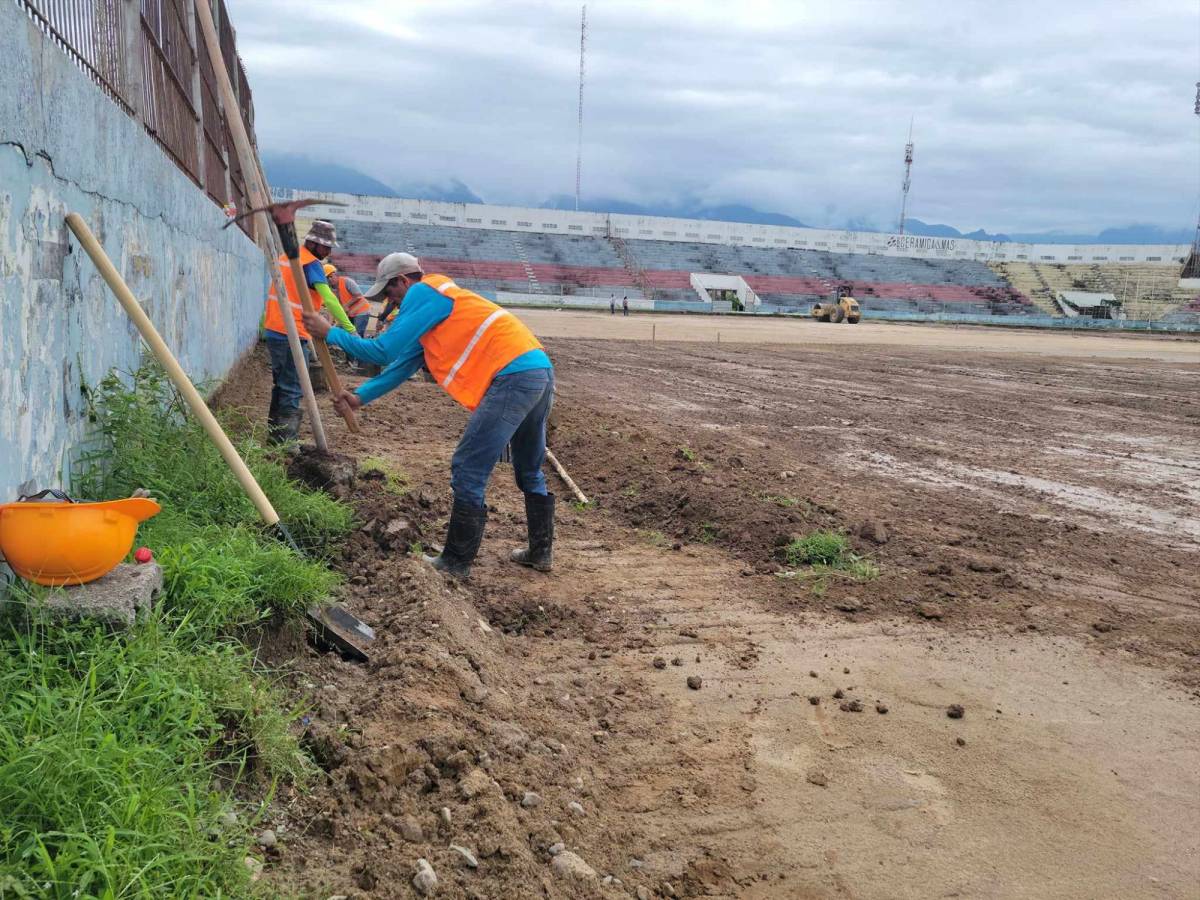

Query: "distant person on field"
left=302, top=252, right=556, bottom=580
left=610, top=295, right=616, bottom=315
left=622, top=295, right=629, bottom=316
left=262, top=220, right=355, bottom=443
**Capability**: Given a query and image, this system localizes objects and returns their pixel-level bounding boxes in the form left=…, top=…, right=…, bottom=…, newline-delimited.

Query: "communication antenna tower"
left=1186, top=82, right=1200, bottom=279
left=575, top=5, right=587, bottom=212
left=898, top=118, right=914, bottom=235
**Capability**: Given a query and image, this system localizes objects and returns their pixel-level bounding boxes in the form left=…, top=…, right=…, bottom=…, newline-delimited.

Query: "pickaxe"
left=229, top=198, right=359, bottom=433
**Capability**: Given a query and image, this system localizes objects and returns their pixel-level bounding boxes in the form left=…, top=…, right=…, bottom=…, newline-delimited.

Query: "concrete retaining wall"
left=0, top=1, right=268, bottom=499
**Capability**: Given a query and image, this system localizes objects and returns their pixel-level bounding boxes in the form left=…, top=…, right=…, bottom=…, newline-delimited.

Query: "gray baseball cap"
left=363, top=252, right=422, bottom=298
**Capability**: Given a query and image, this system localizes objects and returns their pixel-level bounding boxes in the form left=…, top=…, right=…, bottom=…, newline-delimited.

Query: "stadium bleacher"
left=321, top=215, right=1193, bottom=322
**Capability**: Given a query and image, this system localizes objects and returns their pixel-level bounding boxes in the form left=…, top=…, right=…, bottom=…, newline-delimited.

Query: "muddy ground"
left=217, top=326, right=1199, bottom=900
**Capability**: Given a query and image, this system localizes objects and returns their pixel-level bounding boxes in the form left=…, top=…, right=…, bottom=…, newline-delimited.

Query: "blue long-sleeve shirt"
left=326, top=282, right=551, bottom=405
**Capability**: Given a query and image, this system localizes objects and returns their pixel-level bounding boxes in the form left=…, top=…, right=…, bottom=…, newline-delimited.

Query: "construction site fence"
left=15, top=0, right=256, bottom=235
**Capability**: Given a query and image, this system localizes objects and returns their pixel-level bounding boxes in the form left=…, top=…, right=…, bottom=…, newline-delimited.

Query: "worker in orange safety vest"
left=323, top=263, right=371, bottom=337
left=303, top=252, right=555, bottom=579
left=263, top=220, right=354, bottom=443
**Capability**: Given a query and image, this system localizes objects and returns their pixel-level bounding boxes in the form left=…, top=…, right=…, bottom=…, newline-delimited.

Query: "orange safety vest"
left=337, top=277, right=370, bottom=318
left=264, top=247, right=325, bottom=341
left=418, top=274, right=543, bottom=411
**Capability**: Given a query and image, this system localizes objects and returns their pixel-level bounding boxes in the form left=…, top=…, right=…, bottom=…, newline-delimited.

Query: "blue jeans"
left=266, top=332, right=308, bottom=413
left=451, top=368, right=554, bottom=508
left=353, top=313, right=370, bottom=338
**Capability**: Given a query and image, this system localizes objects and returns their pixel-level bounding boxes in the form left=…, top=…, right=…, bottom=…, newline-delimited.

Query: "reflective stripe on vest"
left=264, top=247, right=324, bottom=340
left=337, top=277, right=370, bottom=317
left=418, top=274, right=543, bottom=410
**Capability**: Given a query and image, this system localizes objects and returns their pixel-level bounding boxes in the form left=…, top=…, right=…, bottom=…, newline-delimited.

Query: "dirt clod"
left=653, top=656, right=667, bottom=669
left=808, top=695, right=821, bottom=705
left=806, top=770, right=829, bottom=787
left=947, top=704, right=965, bottom=719
left=956, top=737, right=967, bottom=747
left=833, top=688, right=845, bottom=699
left=839, top=699, right=864, bottom=712
left=687, top=675, right=703, bottom=690
left=875, top=703, right=889, bottom=714
left=287, top=446, right=358, bottom=498
left=917, top=602, right=945, bottom=620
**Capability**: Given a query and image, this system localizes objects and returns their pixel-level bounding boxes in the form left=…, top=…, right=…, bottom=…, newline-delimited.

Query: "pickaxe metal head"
left=224, top=198, right=346, bottom=230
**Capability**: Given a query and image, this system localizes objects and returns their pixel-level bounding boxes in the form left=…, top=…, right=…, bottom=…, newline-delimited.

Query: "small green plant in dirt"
left=677, top=446, right=698, bottom=463
left=571, top=499, right=594, bottom=512
left=698, top=522, right=721, bottom=544
left=779, top=530, right=880, bottom=590
left=621, top=481, right=642, bottom=498
left=360, top=455, right=410, bottom=496
left=408, top=540, right=425, bottom=557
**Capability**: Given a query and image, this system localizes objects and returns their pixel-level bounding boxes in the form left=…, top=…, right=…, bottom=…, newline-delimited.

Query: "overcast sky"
left=234, top=0, right=1200, bottom=233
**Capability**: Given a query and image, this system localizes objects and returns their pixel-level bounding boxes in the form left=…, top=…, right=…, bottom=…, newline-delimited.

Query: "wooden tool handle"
left=283, top=254, right=360, bottom=433
left=65, top=212, right=281, bottom=527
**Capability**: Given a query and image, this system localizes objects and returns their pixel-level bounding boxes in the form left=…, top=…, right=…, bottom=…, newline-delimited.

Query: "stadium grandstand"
left=278, top=189, right=1200, bottom=328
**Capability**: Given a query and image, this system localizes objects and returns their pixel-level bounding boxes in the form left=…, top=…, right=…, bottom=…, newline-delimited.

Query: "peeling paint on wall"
left=0, top=2, right=267, bottom=499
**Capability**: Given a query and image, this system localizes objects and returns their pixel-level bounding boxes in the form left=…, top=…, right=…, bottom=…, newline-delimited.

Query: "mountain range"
left=261, top=154, right=1194, bottom=246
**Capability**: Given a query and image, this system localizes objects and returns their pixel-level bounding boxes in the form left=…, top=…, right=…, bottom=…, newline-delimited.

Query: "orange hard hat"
left=0, top=495, right=161, bottom=586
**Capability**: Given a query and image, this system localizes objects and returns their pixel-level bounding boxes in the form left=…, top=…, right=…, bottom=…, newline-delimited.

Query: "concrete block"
left=39, top=563, right=162, bottom=629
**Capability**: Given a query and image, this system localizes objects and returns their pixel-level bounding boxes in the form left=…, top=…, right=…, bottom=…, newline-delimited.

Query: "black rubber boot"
left=424, top=500, right=488, bottom=578
left=266, top=397, right=286, bottom=445
left=510, top=492, right=554, bottom=572
left=270, top=407, right=302, bottom=445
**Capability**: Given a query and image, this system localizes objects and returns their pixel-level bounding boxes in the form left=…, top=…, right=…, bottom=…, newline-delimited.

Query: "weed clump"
left=781, top=530, right=880, bottom=592
left=784, top=530, right=849, bottom=566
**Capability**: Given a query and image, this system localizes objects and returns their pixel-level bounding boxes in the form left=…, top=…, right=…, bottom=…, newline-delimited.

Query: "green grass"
left=677, top=446, right=697, bottom=462
left=359, top=456, right=410, bottom=496
left=783, top=530, right=849, bottom=566
left=0, top=364, right=350, bottom=896
left=697, top=522, right=720, bottom=544
left=779, top=530, right=880, bottom=592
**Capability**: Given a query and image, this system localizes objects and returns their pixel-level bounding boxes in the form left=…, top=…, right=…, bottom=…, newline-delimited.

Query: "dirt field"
left=219, top=320, right=1199, bottom=899
left=517, top=309, right=1200, bottom=361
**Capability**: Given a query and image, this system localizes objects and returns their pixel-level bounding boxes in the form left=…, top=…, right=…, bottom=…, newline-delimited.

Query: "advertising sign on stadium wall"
left=272, top=188, right=1188, bottom=267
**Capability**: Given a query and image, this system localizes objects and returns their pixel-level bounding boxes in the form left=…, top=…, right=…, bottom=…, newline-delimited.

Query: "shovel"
left=63, top=213, right=372, bottom=661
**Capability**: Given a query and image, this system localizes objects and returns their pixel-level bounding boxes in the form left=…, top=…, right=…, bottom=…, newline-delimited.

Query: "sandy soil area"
left=216, top=324, right=1199, bottom=899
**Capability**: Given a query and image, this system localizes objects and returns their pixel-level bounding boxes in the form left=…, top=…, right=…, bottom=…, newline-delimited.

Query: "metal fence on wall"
left=14, top=0, right=256, bottom=235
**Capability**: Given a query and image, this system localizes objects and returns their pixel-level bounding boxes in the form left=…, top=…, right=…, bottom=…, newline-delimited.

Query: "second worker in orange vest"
left=302, top=252, right=556, bottom=579
left=263, top=220, right=355, bottom=443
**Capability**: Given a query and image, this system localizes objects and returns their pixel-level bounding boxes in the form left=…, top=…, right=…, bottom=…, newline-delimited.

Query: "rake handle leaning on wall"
left=64, top=212, right=282, bottom=529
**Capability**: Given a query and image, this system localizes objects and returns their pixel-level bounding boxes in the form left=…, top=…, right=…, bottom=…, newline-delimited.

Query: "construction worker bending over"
left=302, top=252, right=555, bottom=579
left=264, top=220, right=355, bottom=443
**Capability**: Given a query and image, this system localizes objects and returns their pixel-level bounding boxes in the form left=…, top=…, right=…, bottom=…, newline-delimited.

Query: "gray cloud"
left=233, top=0, right=1200, bottom=232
